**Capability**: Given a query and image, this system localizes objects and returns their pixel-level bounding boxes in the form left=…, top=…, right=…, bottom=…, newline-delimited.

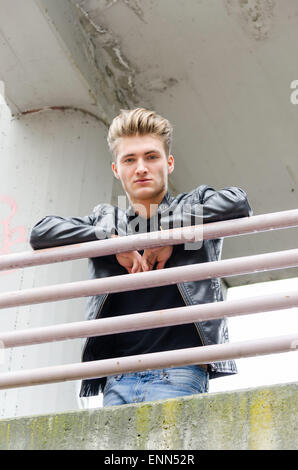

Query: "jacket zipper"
left=81, top=293, right=109, bottom=362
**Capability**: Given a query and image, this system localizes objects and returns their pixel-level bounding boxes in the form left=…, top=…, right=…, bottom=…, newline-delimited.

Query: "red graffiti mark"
left=0, top=195, right=28, bottom=276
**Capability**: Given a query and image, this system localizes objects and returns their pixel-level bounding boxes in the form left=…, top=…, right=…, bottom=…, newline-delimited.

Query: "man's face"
left=112, top=134, right=174, bottom=204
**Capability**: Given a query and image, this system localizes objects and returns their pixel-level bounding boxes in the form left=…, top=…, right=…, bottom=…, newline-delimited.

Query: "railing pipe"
left=1, top=290, right=297, bottom=348
left=0, top=334, right=297, bottom=390
left=0, top=209, right=298, bottom=271
left=0, top=248, right=298, bottom=309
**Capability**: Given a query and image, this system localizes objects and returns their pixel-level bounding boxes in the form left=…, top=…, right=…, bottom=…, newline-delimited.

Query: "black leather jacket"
left=29, top=184, right=253, bottom=397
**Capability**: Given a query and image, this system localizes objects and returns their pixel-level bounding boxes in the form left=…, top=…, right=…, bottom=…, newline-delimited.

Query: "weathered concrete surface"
left=0, top=382, right=296, bottom=450
left=0, top=105, right=113, bottom=420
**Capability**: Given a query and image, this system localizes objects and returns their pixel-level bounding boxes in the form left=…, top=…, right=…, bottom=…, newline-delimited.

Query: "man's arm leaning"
left=199, top=185, right=253, bottom=223
left=29, top=212, right=101, bottom=250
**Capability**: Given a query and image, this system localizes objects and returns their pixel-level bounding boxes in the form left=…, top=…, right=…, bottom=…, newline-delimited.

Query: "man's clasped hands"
left=112, top=235, right=173, bottom=274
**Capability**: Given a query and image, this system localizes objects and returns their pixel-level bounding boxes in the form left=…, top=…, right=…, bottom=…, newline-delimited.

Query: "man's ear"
left=112, top=161, right=120, bottom=179
left=168, top=154, right=174, bottom=175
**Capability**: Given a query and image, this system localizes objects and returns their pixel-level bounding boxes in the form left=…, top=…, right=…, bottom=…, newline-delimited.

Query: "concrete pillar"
left=0, top=95, right=113, bottom=418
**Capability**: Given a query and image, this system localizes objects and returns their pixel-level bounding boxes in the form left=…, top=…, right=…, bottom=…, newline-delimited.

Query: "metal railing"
left=0, top=208, right=298, bottom=390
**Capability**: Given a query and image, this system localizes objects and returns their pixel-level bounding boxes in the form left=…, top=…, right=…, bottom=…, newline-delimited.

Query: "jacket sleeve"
left=29, top=211, right=103, bottom=250
left=199, top=185, right=253, bottom=223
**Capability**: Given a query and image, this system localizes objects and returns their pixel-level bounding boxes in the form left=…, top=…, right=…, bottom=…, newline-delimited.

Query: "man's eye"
left=124, top=158, right=134, bottom=163
left=147, top=155, right=157, bottom=159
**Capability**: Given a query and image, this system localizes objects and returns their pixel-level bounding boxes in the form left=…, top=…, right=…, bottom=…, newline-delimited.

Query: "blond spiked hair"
left=107, top=108, right=173, bottom=159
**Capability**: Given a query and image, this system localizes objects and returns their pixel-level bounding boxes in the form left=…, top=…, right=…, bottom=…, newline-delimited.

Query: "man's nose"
left=135, top=159, right=148, bottom=173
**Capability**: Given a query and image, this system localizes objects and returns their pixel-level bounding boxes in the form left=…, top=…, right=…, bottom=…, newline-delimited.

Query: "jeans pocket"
left=103, top=374, right=123, bottom=393
left=162, top=367, right=208, bottom=394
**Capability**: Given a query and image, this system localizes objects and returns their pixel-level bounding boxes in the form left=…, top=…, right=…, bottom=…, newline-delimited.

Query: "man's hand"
left=112, top=235, right=173, bottom=273
left=115, top=249, right=144, bottom=274
left=141, top=245, right=173, bottom=271
left=111, top=235, right=143, bottom=273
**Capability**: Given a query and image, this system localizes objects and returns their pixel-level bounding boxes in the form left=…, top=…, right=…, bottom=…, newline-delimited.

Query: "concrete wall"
left=0, top=93, right=113, bottom=419
left=0, top=382, right=296, bottom=450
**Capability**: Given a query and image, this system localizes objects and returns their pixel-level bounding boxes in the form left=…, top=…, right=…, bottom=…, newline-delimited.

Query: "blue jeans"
left=102, top=365, right=209, bottom=407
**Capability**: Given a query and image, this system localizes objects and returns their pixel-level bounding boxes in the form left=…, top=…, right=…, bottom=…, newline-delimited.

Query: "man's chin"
left=127, top=184, right=166, bottom=202
left=131, top=187, right=156, bottom=199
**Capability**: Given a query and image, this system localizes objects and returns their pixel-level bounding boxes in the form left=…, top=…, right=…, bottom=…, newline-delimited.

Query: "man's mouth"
left=135, top=179, right=152, bottom=184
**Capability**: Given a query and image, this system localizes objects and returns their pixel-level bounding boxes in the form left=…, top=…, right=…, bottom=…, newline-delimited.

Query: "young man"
left=30, top=108, right=253, bottom=406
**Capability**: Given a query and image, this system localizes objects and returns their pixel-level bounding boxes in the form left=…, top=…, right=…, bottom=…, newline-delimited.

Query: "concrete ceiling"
left=0, top=0, right=297, bottom=287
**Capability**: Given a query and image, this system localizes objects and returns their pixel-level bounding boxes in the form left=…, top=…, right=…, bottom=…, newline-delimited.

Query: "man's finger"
left=141, top=259, right=150, bottom=271
left=131, top=260, right=140, bottom=273
left=156, top=260, right=166, bottom=270
left=133, top=264, right=142, bottom=273
left=143, top=256, right=156, bottom=271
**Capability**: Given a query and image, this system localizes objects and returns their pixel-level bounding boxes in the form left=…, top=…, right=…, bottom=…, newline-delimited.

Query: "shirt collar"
left=126, top=190, right=172, bottom=218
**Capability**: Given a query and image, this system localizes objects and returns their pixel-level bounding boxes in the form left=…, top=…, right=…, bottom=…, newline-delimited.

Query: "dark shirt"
left=90, top=212, right=202, bottom=361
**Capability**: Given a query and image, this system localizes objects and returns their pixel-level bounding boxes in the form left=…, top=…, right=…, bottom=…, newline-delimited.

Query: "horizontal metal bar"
left=0, top=248, right=298, bottom=309
left=1, top=290, right=297, bottom=348
left=0, top=334, right=297, bottom=390
left=1, top=209, right=298, bottom=271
